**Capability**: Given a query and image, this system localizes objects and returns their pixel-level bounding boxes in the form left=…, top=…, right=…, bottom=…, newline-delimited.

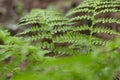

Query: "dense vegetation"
left=0, top=0, right=120, bottom=80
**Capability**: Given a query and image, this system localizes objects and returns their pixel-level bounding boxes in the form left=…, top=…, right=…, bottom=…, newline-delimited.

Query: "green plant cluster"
left=0, top=0, right=120, bottom=80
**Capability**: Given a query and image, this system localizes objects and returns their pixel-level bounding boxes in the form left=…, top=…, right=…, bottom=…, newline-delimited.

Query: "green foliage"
left=11, top=49, right=120, bottom=80
left=0, top=0, right=120, bottom=80
left=18, top=9, right=79, bottom=55
left=1, top=31, right=120, bottom=80
left=18, top=0, right=120, bottom=54
left=67, top=0, right=120, bottom=52
left=0, top=29, right=46, bottom=80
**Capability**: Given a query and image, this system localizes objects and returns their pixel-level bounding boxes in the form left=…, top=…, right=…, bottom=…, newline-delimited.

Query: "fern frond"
left=52, top=26, right=72, bottom=34
left=95, top=9, right=120, bottom=15
left=19, top=9, right=65, bottom=26
left=72, top=25, right=90, bottom=32
left=39, top=42, right=54, bottom=49
left=97, top=1, right=120, bottom=5
left=96, top=4, right=120, bottom=9
left=95, top=18, right=120, bottom=24
left=54, top=33, right=89, bottom=44
left=92, top=27, right=120, bottom=35
left=18, top=0, right=120, bottom=54
left=29, top=33, right=52, bottom=41
left=54, top=47, right=81, bottom=55
left=66, top=0, right=120, bottom=53
left=67, top=9, right=94, bottom=16
left=18, top=26, right=41, bottom=35
left=69, top=15, right=92, bottom=22
left=48, top=22, right=68, bottom=27
left=91, top=37, right=107, bottom=45
left=75, top=3, right=94, bottom=10
left=18, top=9, right=72, bottom=55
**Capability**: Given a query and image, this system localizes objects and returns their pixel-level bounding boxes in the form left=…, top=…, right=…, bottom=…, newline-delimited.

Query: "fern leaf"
left=72, top=25, right=90, bottom=32
left=92, top=27, right=120, bottom=35
left=95, top=18, right=120, bottom=24
left=67, top=8, right=94, bottom=16
left=69, top=15, right=92, bottom=22
left=95, top=9, right=120, bottom=15
left=96, top=4, right=120, bottom=9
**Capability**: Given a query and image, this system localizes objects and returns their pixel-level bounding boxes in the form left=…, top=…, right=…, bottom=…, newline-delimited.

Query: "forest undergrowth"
left=0, top=0, right=120, bottom=80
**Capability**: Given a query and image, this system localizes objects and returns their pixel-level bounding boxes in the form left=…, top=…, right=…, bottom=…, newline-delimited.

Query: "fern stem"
left=88, top=2, right=97, bottom=54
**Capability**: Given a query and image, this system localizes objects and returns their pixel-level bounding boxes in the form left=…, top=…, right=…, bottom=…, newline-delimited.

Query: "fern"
left=18, top=9, right=89, bottom=55
left=66, top=0, right=120, bottom=53
left=18, top=9, right=72, bottom=55
left=1, top=0, right=120, bottom=80
left=18, top=0, right=120, bottom=54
